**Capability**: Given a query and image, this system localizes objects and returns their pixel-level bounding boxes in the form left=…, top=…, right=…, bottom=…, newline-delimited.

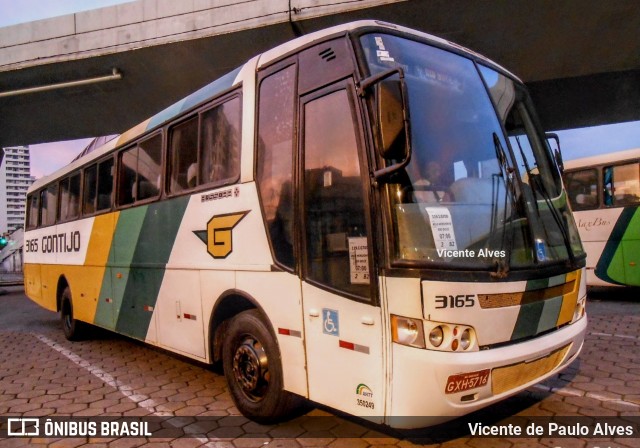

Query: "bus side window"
left=118, top=136, right=162, bottom=206
left=41, top=183, right=58, bottom=227
left=59, top=172, right=81, bottom=221
left=257, top=65, right=296, bottom=270
left=200, top=96, right=241, bottom=187
left=83, top=164, right=98, bottom=214
left=565, top=168, right=599, bottom=210
left=118, top=147, right=137, bottom=206
left=137, top=134, right=162, bottom=201
left=58, top=177, right=70, bottom=221
left=97, top=158, right=114, bottom=211
left=26, top=193, right=40, bottom=229
left=68, top=173, right=81, bottom=219
left=169, top=116, right=198, bottom=193
left=604, top=163, right=640, bottom=207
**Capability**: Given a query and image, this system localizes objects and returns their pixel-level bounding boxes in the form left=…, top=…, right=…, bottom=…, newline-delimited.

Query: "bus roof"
left=563, top=147, right=640, bottom=171
left=29, top=20, right=516, bottom=193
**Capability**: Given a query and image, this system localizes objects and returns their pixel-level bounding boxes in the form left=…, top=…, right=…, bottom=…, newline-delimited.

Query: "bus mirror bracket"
left=357, top=67, right=411, bottom=182
left=546, top=132, right=564, bottom=173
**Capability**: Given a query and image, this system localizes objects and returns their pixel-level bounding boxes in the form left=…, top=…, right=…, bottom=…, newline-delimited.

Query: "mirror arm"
left=546, top=132, right=560, bottom=149
left=545, top=132, right=564, bottom=172
left=357, top=67, right=405, bottom=97
left=371, top=140, right=412, bottom=184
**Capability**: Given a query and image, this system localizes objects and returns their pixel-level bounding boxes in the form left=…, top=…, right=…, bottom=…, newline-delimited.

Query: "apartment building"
left=0, top=146, right=33, bottom=233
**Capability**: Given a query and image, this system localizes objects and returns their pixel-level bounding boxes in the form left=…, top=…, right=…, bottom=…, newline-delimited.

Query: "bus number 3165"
left=435, top=295, right=476, bottom=309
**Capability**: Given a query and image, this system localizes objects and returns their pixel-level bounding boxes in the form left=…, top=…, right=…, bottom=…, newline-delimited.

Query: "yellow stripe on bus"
left=85, top=212, right=119, bottom=266
left=556, top=269, right=580, bottom=326
left=31, top=213, right=120, bottom=324
left=75, top=212, right=119, bottom=323
left=23, top=264, right=46, bottom=309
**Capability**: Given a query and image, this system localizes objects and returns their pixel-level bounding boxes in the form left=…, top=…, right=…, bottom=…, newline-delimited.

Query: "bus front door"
left=302, top=283, right=384, bottom=420
left=300, top=81, right=385, bottom=420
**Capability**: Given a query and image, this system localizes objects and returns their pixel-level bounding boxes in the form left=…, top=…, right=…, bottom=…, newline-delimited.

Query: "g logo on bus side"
left=194, top=211, right=249, bottom=259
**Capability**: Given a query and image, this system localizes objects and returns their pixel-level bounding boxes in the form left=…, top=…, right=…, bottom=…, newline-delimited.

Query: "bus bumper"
left=386, top=314, right=587, bottom=428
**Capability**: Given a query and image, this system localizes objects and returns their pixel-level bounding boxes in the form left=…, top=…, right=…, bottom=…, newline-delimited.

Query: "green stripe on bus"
left=525, top=277, right=549, bottom=291
left=536, top=296, right=563, bottom=334
left=94, top=207, right=147, bottom=329
left=620, top=210, right=640, bottom=286
left=595, top=207, right=637, bottom=285
left=511, top=300, right=545, bottom=341
left=115, top=196, right=190, bottom=339
left=547, top=273, right=567, bottom=288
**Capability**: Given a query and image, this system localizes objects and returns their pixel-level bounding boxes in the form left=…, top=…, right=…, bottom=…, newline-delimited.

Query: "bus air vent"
left=319, top=48, right=336, bottom=62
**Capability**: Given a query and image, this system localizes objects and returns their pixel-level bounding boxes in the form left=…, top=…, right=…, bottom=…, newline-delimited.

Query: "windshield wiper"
left=512, top=136, right=576, bottom=266
left=491, top=133, right=518, bottom=278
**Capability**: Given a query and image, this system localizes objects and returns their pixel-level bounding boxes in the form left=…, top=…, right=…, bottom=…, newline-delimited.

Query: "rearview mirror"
left=376, top=79, right=407, bottom=160
left=358, top=67, right=411, bottom=181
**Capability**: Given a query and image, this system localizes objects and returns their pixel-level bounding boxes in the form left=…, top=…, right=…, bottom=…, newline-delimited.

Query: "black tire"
left=222, top=309, right=307, bottom=423
left=60, top=286, right=86, bottom=341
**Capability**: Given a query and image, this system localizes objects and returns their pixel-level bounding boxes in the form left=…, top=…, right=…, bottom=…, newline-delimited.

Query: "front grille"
left=491, top=344, right=571, bottom=395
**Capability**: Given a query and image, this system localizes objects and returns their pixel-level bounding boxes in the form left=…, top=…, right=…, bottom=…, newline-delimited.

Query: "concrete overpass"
left=1, top=0, right=639, bottom=147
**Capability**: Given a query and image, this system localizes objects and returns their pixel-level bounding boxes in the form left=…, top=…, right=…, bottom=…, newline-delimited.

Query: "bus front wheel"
left=61, top=287, right=85, bottom=341
left=222, top=309, right=305, bottom=423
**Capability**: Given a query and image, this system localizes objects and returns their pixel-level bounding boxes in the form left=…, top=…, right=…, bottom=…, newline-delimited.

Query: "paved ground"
left=0, top=285, right=638, bottom=447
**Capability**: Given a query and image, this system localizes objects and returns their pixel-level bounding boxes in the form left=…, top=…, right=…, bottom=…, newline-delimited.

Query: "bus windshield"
left=360, top=33, right=583, bottom=270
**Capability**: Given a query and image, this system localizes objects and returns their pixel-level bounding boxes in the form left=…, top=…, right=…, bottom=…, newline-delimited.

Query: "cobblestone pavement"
left=0, top=286, right=638, bottom=447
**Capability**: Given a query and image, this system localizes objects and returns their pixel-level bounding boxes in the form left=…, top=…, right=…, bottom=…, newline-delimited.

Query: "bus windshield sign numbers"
left=322, top=309, right=339, bottom=337
left=425, top=207, right=458, bottom=251
left=348, top=237, right=369, bottom=284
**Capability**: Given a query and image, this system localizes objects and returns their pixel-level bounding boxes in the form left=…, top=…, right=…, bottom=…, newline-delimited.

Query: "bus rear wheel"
left=61, top=287, right=85, bottom=341
left=222, top=309, right=306, bottom=423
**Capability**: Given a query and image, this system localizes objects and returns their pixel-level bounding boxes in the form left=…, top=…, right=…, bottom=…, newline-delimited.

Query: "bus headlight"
left=391, top=317, right=478, bottom=351
left=391, top=315, right=426, bottom=349
left=426, top=322, right=478, bottom=352
left=460, top=328, right=471, bottom=350
left=429, top=326, right=444, bottom=347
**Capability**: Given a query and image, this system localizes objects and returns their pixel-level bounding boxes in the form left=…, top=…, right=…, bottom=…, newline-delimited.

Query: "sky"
left=2, top=1, right=640, bottom=179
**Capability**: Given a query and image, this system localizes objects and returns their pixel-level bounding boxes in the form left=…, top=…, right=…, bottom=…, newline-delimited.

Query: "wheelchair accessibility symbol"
left=322, top=308, right=339, bottom=336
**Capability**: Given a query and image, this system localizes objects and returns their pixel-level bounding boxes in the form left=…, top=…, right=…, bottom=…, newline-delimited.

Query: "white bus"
left=563, top=148, right=640, bottom=286
left=24, top=21, right=587, bottom=428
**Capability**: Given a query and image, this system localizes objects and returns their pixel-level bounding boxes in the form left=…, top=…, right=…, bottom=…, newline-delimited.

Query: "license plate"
left=445, top=369, right=490, bottom=394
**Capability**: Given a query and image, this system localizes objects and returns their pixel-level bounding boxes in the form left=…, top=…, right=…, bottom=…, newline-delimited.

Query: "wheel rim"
left=232, top=335, right=269, bottom=402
